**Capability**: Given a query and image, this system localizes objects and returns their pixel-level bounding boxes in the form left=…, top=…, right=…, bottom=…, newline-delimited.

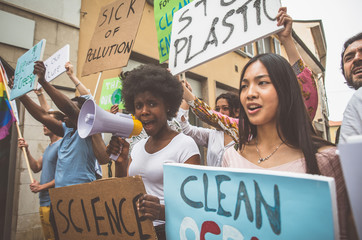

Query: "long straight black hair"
left=238, top=53, right=332, bottom=174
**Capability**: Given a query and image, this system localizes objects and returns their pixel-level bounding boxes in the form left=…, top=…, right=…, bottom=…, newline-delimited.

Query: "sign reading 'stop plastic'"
left=169, top=0, right=283, bottom=75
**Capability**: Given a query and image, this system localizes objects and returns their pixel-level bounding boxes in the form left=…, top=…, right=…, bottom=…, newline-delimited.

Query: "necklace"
left=255, top=138, right=284, bottom=164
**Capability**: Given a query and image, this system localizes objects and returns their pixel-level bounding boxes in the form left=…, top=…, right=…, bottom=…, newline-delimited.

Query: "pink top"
left=222, top=146, right=353, bottom=240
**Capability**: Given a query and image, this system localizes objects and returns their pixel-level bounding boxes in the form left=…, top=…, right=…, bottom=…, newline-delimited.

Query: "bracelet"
left=75, top=82, right=81, bottom=87
left=187, top=99, right=195, bottom=107
left=37, top=93, right=43, bottom=96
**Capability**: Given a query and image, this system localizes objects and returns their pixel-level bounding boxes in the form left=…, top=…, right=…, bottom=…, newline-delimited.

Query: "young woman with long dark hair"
left=222, top=53, right=355, bottom=239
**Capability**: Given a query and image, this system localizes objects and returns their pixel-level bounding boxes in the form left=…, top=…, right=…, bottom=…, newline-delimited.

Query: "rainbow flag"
left=0, top=67, right=16, bottom=140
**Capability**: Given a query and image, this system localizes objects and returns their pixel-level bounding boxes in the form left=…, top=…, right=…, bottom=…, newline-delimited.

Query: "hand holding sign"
left=137, top=194, right=163, bottom=221
left=275, top=7, right=292, bottom=42
left=33, top=61, right=47, bottom=85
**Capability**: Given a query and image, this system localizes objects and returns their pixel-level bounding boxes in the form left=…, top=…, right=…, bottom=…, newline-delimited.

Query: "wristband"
left=75, top=82, right=81, bottom=87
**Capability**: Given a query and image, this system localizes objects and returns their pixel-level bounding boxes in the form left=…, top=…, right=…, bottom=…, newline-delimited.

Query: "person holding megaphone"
left=107, top=64, right=201, bottom=240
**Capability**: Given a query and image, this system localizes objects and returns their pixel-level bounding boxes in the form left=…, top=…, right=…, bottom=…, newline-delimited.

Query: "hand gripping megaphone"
left=78, top=99, right=142, bottom=160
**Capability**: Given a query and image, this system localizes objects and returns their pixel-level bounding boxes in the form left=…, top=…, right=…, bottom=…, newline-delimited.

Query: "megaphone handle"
left=109, top=144, right=123, bottom=161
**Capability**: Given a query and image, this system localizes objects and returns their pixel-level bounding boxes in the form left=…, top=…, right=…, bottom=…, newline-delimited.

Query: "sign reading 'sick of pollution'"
left=164, top=164, right=339, bottom=240
left=82, top=0, right=146, bottom=77
left=168, top=0, right=283, bottom=75
left=49, top=176, right=157, bottom=240
left=154, top=0, right=193, bottom=63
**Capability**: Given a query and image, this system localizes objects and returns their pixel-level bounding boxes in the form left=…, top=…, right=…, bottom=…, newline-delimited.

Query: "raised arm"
left=34, top=88, right=51, bottom=111
left=34, top=61, right=80, bottom=126
left=92, top=134, right=110, bottom=165
left=176, top=107, right=211, bottom=147
left=8, top=76, right=62, bottom=135
left=18, top=94, right=64, bottom=137
left=18, top=138, right=42, bottom=173
left=276, top=7, right=318, bottom=119
left=276, top=7, right=300, bottom=64
left=65, top=62, right=91, bottom=96
left=179, top=77, right=239, bottom=142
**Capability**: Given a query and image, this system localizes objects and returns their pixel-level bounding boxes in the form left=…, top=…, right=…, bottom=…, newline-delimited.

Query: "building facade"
left=0, top=0, right=329, bottom=239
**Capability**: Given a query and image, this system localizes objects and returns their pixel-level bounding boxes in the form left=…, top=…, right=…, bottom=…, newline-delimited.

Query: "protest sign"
left=82, top=0, right=146, bottom=77
left=164, top=163, right=338, bottom=240
left=338, top=138, right=362, bottom=239
left=10, top=39, right=46, bottom=100
left=168, top=0, right=283, bottom=75
left=49, top=176, right=156, bottom=240
left=37, top=44, right=70, bottom=89
left=154, top=0, right=193, bottom=63
left=99, top=77, right=124, bottom=110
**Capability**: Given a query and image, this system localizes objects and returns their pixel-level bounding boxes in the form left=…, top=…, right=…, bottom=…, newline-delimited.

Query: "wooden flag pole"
left=0, top=70, right=34, bottom=183
left=93, top=71, right=103, bottom=102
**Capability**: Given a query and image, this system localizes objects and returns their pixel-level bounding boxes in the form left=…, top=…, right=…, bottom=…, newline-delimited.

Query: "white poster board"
left=37, top=44, right=70, bottom=89
left=169, top=0, right=283, bottom=75
left=338, top=137, right=362, bottom=239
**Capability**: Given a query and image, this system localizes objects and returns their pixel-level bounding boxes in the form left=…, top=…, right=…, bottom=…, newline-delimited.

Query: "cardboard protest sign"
left=10, top=39, right=46, bottom=100
left=164, top=163, right=338, bottom=240
left=37, top=44, right=70, bottom=89
left=99, top=77, right=124, bottom=111
left=49, top=176, right=157, bottom=240
left=168, top=0, right=283, bottom=75
left=82, top=0, right=146, bottom=77
left=154, top=0, right=193, bottom=63
left=338, top=138, right=362, bottom=239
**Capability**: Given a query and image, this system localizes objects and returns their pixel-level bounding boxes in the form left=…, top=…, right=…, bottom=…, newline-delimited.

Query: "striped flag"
left=0, top=65, right=16, bottom=140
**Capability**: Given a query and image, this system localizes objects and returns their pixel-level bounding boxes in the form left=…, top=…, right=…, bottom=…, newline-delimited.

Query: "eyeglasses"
left=215, top=106, right=230, bottom=112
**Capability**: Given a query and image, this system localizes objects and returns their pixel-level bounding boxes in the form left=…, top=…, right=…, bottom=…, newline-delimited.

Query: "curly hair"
left=121, top=64, right=183, bottom=120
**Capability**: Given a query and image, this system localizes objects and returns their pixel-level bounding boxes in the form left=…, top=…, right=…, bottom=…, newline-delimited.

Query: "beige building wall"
left=0, top=2, right=80, bottom=239
left=293, top=21, right=329, bottom=139
left=329, top=121, right=342, bottom=144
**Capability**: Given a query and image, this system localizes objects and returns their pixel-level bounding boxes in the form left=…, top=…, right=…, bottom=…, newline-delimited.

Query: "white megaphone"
left=78, top=99, right=143, bottom=161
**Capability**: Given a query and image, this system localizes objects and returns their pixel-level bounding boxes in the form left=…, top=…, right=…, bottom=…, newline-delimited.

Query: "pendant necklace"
left=255, top=138, right=284, bottom=164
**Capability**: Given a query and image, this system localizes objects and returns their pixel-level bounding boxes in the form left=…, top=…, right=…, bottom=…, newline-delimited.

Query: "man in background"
left=18, top=110, right=64, bottom=240
left=339, top=32, right=362, bottom=143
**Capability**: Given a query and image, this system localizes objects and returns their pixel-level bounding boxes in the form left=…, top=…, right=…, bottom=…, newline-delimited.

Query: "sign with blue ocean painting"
left=164, top=163, right=338, bottom=240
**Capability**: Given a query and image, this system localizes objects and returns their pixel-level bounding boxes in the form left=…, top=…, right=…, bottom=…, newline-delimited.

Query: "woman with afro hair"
left=107, top=64, right=200, bottom=239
